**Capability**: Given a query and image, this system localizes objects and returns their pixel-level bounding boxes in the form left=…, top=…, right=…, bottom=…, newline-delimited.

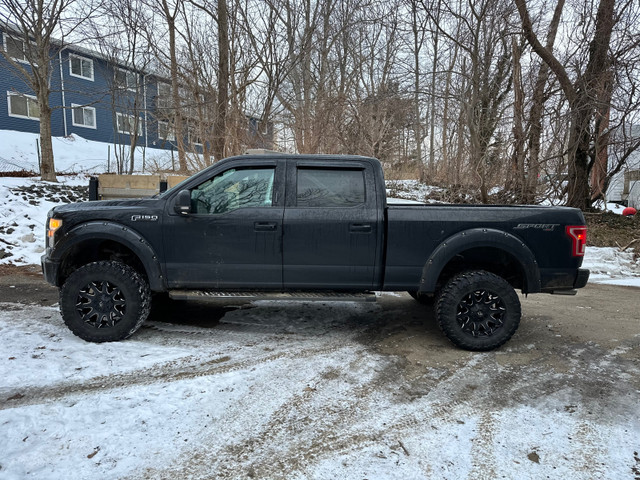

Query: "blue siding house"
left=1, top=26, right=272, bottom=156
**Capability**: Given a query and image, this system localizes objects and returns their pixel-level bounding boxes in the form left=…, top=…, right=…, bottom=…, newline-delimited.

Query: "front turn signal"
left=47, top=218, right=63, bottom=237
left=47, top=218, right=63, bottom=248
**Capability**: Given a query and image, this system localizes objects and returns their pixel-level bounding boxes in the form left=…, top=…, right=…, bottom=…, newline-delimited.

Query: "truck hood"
left=52, top=198, right=160, bottom=214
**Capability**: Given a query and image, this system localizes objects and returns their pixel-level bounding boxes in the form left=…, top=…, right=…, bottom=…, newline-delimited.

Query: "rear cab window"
left=296, top=168, right=365, bottom=207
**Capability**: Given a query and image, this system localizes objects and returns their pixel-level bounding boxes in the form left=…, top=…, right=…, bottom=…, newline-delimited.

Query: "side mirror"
left=174, top=189, right=192, bottom=215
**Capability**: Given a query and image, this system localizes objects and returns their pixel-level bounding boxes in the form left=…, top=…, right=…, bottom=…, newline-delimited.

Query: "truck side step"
left=168, top=290, right=377, bottom=303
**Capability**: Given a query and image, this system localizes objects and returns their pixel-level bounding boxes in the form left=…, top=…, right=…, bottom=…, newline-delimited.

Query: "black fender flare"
left=51, top=221, right=165, bottom=291
left=419, top=228, right=541, bottom=294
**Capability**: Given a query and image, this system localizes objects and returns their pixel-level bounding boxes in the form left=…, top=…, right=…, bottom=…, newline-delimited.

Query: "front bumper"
left=41, top=254, right=61, bottom=286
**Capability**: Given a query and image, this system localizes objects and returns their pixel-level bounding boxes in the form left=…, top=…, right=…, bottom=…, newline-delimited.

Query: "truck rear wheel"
left=436, top=270, right=521, bottom=351
left=60, top=261, right=151, bottom=342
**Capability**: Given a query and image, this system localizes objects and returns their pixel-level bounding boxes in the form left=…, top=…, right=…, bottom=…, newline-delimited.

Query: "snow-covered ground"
left=1, top=294, right=639, bottom=479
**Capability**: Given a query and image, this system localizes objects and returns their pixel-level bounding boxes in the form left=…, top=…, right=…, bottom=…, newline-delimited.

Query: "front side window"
left=116, top=112, right=142, bottom=136
left=191, top=167, right=275, bottom=214
left=70, top=54, right=94, bottom=80
left=297, top=168, right=365, bottom=207
left=72, top=104, right=96, bottom=128
left=7, top=92, right=39, bottom=120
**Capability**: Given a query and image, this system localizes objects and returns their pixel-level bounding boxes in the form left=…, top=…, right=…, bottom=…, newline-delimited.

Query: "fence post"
left=36, top=139, right=41, bottom=174
left=89, top=177, right=99, bottom=201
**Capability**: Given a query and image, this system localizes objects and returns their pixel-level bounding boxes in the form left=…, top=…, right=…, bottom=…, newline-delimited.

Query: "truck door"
left=163, top=161, right=284, bottom=289
left=283, top=161, right=380, bottom=290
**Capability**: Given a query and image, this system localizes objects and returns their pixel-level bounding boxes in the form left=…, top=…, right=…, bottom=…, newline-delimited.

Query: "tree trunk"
left=163, top=2, right=187, bottom=172
left=212, top=0, right=229, bottom=162
left=510, top=37, right=526, bottom=199
left=39, top=102, right=57, bottom=182
left=525, top=0, right=564, bottom=204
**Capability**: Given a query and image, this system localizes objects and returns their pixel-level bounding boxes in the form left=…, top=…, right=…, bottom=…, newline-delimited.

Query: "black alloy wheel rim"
left=76, top=280, right=126, bottom=328
left=456, top=289, right=506, bottom=337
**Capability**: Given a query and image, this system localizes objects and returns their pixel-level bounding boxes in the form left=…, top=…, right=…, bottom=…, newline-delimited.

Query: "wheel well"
left=435, top=247, right=525, bottom=292
left=59, top=239, right=147, bottom=285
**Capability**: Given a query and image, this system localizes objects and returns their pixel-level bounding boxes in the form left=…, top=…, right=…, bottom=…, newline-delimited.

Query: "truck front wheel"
left=60, top=261, right=151, bottom=342
left=436, top=271, right=521, bottom=351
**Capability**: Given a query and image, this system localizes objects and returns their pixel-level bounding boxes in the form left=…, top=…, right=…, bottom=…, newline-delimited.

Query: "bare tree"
left=87, top=0, right=154, bottom=174
left=0, top=0, right=91, bottom=181
left=515, top=0, right=635, bottom=210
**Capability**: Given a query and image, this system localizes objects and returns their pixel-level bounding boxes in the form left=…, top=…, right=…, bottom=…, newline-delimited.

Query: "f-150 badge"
left=131, top=215, right=158, bottom=222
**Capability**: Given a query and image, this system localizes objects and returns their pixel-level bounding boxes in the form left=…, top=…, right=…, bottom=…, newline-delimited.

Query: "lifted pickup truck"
left=42, top=154, right=589, bottom=350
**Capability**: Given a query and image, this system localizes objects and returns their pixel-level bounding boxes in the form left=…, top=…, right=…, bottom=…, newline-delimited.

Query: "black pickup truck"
left=42, top=154, right=589, bottom=350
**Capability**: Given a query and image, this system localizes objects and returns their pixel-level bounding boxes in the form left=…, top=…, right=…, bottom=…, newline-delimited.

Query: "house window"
left=157, top=82, right=171, bottom=110
left=114, top=68, right=137, bottom=91
left=3, top=35, right=29, bottom=63
left=116, top=112, right=142, bottom=136
left=188, top=126, right=203, bottom=147
left=158, top=121, right=175, bottom=141
left=69, top=54, right=94, bottom=81
left=71, top=104, right=96, bottom=129
left=7, top=92, right=39, bottom=120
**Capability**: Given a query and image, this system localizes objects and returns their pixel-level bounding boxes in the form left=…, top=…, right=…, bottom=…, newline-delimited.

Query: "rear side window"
left=297, top=168, right=365, bottom=207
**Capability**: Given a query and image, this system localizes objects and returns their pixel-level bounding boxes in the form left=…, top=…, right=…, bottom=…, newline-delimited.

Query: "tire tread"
left=436, top=270, right=521, bottom=351
left=60, top=261, right=151, bottom=342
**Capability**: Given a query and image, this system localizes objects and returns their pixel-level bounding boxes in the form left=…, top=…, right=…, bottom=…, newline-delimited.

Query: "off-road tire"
left=60, top=261, right=151, bottom=342
left=436, top=270, right=521, bottom=351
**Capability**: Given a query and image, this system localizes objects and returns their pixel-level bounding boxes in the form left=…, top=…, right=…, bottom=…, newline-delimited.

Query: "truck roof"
left=222, top=153, right=380, bottom=164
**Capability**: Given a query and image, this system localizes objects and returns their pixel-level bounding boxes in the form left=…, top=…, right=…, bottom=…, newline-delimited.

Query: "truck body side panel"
left=384, top=204, right=585, bottom=291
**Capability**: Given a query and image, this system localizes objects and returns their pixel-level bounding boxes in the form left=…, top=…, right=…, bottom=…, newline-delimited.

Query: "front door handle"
left=254, top=222, right=278, bottom=231
left=350, top=223, right=372, bottom=233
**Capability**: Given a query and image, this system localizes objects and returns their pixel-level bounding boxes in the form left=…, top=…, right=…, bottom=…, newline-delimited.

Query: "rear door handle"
left=350, top=223, right=372, bottom=233
left=254, top=222, right=278, bottom=231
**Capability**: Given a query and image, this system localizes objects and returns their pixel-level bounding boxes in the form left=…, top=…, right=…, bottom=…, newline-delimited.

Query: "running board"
left=168, top=290, right=377, bottom=303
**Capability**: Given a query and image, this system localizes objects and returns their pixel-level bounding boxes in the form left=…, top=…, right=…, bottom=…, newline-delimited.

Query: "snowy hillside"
left=0, top=130, right=173, bottom=174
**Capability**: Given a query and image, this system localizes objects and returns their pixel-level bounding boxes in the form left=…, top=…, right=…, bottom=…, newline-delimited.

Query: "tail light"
left=566, top=226, right=587, bottom=257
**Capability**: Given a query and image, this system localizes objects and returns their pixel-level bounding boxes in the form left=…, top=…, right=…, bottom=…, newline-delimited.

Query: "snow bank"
left=0, top=130, right=173, bottom=174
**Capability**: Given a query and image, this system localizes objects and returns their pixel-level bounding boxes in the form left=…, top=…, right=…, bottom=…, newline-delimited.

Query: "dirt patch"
left=585, top=212, right=639, bottom=250
left=0, top=263, right=43, bottom=279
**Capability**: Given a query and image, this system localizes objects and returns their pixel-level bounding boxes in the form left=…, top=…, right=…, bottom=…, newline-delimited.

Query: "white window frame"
left=115, top=68, right=138, bottom=92
left=2, top=34, right=31, bottom=64
left=71, top=103, right=97, bottom=129
left=116, top=112, right=143, bottom=136
left=69, top=53, right=94, bottom=81
left=157, top=120, right=175, bottom=142
left=7, top=91, right=40, bottom=121
left=156, top=82, right=172, bottom=110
